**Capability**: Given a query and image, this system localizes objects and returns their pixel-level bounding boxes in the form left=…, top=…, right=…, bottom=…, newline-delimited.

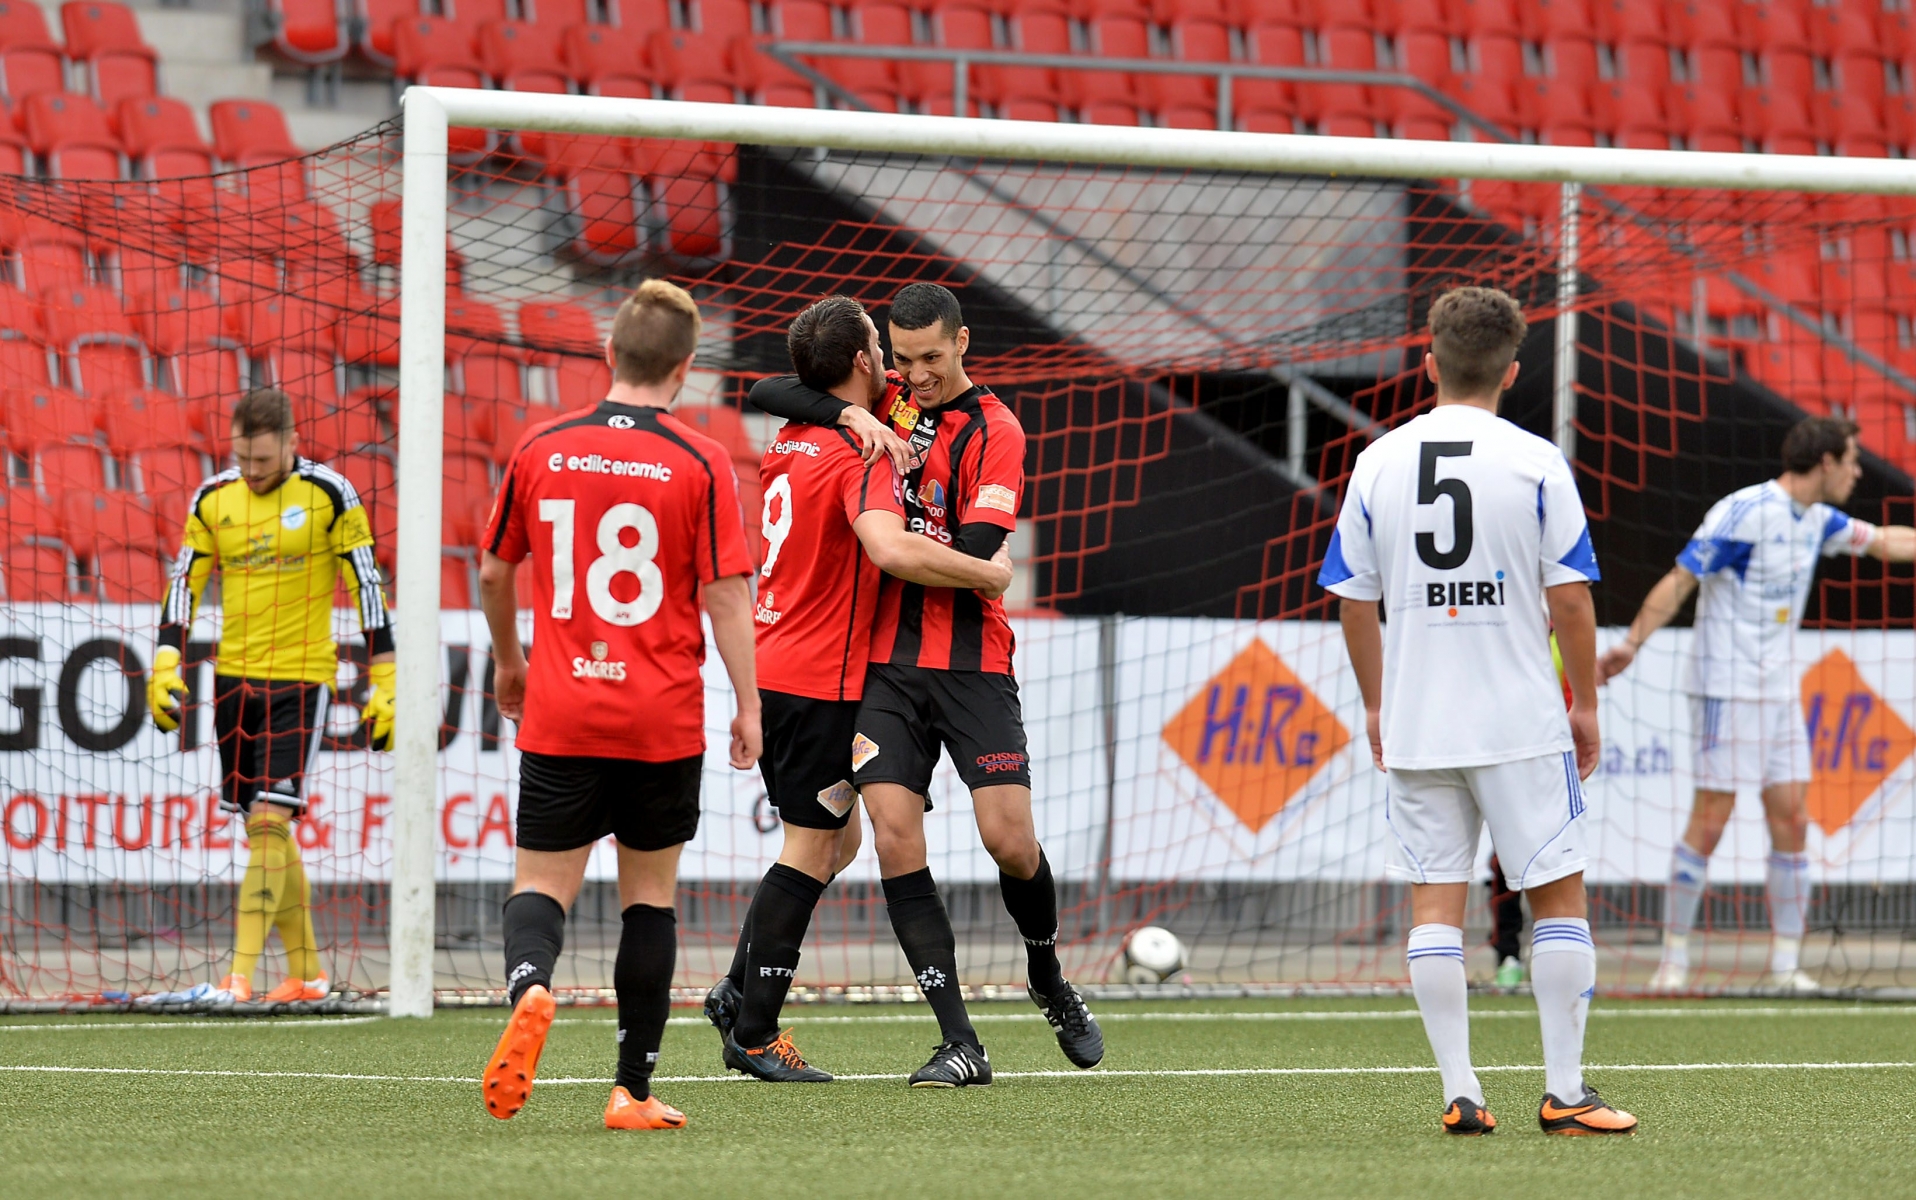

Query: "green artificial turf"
left=3, top=997, right=1914, bottom=1198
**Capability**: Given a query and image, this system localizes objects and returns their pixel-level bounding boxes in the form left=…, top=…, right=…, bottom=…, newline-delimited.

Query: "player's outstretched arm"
left=1547, top=581, right=1601, bottom=780
left=1337, top=599, right=1385, bottom=772
left=702, top=574, right=763, bottom=770
left=749, top=374, right=909, bottom=471
left=1597, top=565, right=1698, bottom=683
left=478, top=550, right=528, bottom=723
left=851, top=510, right=1015, bottom=596
left=1868, top=524, right=1916, bottom=562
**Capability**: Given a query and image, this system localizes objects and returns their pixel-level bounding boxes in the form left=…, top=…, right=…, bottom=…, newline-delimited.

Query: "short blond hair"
left=1428, top=286, right=1527, bottom=397
left=609, top=279, right=701, bottom=385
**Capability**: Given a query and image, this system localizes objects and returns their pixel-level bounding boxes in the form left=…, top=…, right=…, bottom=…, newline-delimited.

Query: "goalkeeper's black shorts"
left=213, top=676, right=329, bottom=815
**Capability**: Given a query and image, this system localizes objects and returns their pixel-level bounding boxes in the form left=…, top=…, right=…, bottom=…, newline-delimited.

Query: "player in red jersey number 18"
left=475, top=280, right=762, bottom=1132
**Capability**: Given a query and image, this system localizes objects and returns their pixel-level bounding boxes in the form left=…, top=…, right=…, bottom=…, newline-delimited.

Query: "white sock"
left=1665, top=842, right=1708, bottom=963
left=1530, top=917, right=1596, bottom=1104
left=1406, top=924, right=1481, bottom=1106
left=1767, top=852, right=1809, bottom=972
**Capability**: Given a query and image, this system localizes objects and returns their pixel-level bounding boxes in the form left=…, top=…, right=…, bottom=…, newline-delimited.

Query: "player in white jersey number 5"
left=1320, top=288, right=1636, bottom=1137
left=1600, top=416, right=1916, bottom=993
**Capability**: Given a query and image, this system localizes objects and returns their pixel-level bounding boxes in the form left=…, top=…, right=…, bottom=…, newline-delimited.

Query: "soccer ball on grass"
left=1121, top=925, right=1186, bottom=984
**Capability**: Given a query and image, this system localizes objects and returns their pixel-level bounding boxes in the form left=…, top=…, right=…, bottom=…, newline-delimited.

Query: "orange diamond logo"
left=1801, top=649, right=1916, bottom=835
left=1162, top=640, right=1350, bottom=833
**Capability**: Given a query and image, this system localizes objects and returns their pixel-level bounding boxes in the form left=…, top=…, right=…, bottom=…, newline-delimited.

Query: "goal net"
left=3, top=90, right=1914, bottom=1007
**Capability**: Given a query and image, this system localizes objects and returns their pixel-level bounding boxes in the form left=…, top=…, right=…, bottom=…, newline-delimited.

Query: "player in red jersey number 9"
left=475, top=280, right=761, bottom=1132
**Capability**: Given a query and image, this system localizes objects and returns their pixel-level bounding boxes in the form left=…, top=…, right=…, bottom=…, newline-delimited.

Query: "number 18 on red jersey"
left=484, top=402, right=754, bottom=762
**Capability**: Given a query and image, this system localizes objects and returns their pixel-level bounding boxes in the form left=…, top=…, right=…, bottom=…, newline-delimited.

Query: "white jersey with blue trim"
left=1680, top=479, right=1876, bottom=701
left=1317, top=403, right=1600, bottom=769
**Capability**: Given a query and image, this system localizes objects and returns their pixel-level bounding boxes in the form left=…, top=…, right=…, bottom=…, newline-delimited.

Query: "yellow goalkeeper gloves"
left=363, top=660, right=396, bottom=751
left=147, top=646, right=188, bottom=733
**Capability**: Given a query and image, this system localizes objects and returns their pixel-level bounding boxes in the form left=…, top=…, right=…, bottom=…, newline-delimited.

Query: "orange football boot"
left=1539, top=1089, right=1638, bottom=1135
left=262, top=976, right=329, bottom=1003
left=218, top=974, right=253, bottom=1003
left=604, top=1086, right=686, bottom=1130
left=1441, top=1097, right=1497, bottom=1135
left=482, top=984, right=555, bottom=1120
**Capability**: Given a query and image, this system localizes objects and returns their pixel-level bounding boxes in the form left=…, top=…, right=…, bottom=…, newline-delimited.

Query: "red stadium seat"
left=353, top=0, right=421, bottom=65
left=0, top=282, right=41, bottom=338
left=130, top=443, right=210, bottom=511
left=66, top=339, right=149, bottom=398
left=1232, top=22, right=1302, bottom=128
left=647, top=28, right=740, bottom=103
left=524, top=0, right=590, bottom=25
left=299, top=395, right=384, bottom=461
left=459, top=353, right=525, bottom=405
left=167, top=346, right=244, bottom=403
left=674, top=403, right=757, bottom=463
left=692, top=0, right=754, bottom=40
left=1672, top=0, right=1740, bottom=49
left=93, top=543, right=165, bottom=601
left=633, top=139, right=734, bottom=260
left=478, top=20, right=571, bottom=92
left=847, top=0, right=913, bottom=44
left=517, top=299, right=601, bottom=354
left=444, top=295, right=509, bottom=353
left=0, top=481, right=55, bottom=539
left=58, top=488, right=154, bottom=558
left=548, top=353, right=611, bottom=408
left=37, top=442, right=108, bottom=493
left=490, top=398, right=538, bottom=464
left=562, top=24, right=653, bottom=93
left=15, top=233, right=89, bottom=292
left=205, top=257, right=282, bottom=306
left=22, top=90, right=117, bottom=151
left=556, top=167, right=644, bottom=262
left=1808, top=1, right=1878, bottom=59
left=1449, top=0, right=1518, bottom=39
left=40, top=284, right=134, bottom=345
left=442, top=451, right=494, bottom=546
left=338, top=302, right=401, bottom=368
left=0, top=1, right=65, bottom=104
left=0, top=337, right=54, bottom=389
left=1150, top=18, right=1228, bottom=124
left=97, top=389, right=201, bottom=454
left=609, top=0, right=672, bottom=30
left=207, top=100, right=310, bottom=196
left=270, top=348, right=342, bottom=408
left=1590, top=0, right=1663, bottom=45
left=4, top=385, right=93, bottom=449
left=1521, top=0, right=1592, bottom=42
left=266, top=0, right=349, bottom=63
left=230, top=294, right=335, bottom=353
left=60, top=2, right=159, bottom=107
left=116, top=96, right=216, bottom=183
left=733, top=39, right=816, bottom=108
left=1, top=539, right=75, bottom=601
left=1299, top=26, right=1378, bottom=127
left=439, top=552, right=474, bottom=607
left=277, top=199, right=354, bottom=276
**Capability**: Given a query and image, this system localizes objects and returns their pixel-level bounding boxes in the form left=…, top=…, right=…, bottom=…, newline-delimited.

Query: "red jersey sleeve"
left=956, top=404, right=1025, bottom=532
left=697, top=451, right=755, bottom=584
left=483, top=451, right=530, bottom=563
left=843, top=456, right=908, bottom=524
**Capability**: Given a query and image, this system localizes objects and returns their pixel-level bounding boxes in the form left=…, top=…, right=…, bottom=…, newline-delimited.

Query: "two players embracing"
left=476, top=280, right=1100, bottom=1131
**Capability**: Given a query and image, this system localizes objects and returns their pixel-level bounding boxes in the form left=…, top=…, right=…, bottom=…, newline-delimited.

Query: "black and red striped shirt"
left=869, top=376, right=1025, bottom=674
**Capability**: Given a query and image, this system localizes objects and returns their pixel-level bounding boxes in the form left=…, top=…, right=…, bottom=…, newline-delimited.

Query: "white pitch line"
left=0, top=1017, right=383, bottom=1033
left=594, top=1004, right=1916, bottom=1029
left=1, top=1061, right=1911, bottom=1086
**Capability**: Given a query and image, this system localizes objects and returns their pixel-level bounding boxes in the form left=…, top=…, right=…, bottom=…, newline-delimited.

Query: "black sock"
left=883, top=868, right=976, bottom=1049
left=614, top=903, right=676, bottom=1101
left=1488, top=856, right=1523, bottom=961
left=502, top=891, right=565, bottom=1006
left=999, top=848, right=1064, bottom=995
left=724, top=909, right=751, bottom=992
left=735, top=863, right=827, bottom=1047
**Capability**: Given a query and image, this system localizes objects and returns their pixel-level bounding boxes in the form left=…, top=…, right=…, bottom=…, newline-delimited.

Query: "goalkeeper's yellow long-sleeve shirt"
left=158, top=457, right=393, bottom=683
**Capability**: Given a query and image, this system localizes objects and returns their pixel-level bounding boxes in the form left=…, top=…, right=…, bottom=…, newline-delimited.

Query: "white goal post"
left=388, top=85, right=1916, bottom=1018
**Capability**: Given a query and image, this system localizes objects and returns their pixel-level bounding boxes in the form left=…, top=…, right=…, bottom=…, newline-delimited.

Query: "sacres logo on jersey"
left=571, top=639, right=628, bottom=681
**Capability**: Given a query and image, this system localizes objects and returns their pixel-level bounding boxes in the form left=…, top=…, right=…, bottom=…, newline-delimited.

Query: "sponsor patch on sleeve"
left=975, top=483, right=1017, bottom=514
left=816, top=779, right=856, bottom=819
left=851, top=732, right=881, bottom=771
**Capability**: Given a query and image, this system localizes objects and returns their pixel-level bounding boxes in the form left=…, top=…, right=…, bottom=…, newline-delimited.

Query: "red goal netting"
left=2, top=119, right=1914, bottom=1006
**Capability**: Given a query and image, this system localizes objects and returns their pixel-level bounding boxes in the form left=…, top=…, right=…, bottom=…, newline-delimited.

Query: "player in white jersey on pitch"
left=1320, top=287, right=1636, bottom=1137
left=1600, top=416, right=1916, bottom=992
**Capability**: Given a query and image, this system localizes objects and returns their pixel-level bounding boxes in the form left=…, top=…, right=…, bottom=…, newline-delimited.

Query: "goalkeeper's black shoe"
left=703, top=976, right=741, bottom=1043
left=908, top=1040, right=993, bottom=1088
left=723, top=1029, right=833, bottom=1083
left=1030, top=982, right=1104, bottom=1069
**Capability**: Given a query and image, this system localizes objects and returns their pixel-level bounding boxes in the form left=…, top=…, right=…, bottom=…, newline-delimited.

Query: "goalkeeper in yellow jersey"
left=141, top=387, right=396, bottom=1006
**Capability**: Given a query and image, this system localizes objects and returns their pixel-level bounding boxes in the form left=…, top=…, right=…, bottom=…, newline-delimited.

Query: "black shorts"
left=759, top=690, right=859, bottom=830
left=852, top=664, right=1031, bottom=798
left=515, top=751, right=702, bottom=853
left=213, top=676, right=329, bottom=815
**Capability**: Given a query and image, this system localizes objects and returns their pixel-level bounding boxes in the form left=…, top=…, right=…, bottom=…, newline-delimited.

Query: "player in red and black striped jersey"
left=748, top=284, right=1103, bottom=1085
left=704, top=296, right=1015, bottom=1083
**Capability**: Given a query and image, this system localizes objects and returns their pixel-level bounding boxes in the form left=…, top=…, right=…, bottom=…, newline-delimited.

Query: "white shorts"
left=1691, top=697, right=1811, bottom=791
left=1384, top=751, right=1588, bottom=890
